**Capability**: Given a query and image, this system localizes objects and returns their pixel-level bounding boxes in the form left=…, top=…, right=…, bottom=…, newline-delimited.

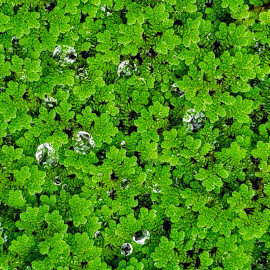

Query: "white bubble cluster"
left=101, top=5, right=112, bottom=16
left=74, top=131, right=95, bottom=155
left=117, top=60, right=137, bottom=77
left=52, top=45, right=77, bottom=66
left=43, top=96, right=57, bottom=108
left=121, top=243, right=133, bottom=256
left=254, top=42, right=265, bottom=55
left=132, top=229, right=150, bottom=245
left=183, top=109, right=205, bottom=132
left=35, top=143, right=58, bottom=168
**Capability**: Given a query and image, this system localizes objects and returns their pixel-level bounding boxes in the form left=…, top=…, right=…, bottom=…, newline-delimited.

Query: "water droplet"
left=12, top=36, right=19, bottom=45
left=172, top=83, right=184, bottom=97
left=173, top=177, right=181, bottom=187
left=35, top=143, right=58, bottom=168
left=153, top=183, right=161, bottom=193
left=121, top=243, right=133, bottom=256
left=132, top=229, right=150, bottom=245
left=43, top=96, right=57, bottom=109
left=139, top=77, right=146, bottom=84
left=117, top=60, right=137, bottom=77
left=107, top=189, right=116, bottom=199
left=73, top=131, right=95, bottom=155
left=183, top=109, right=205, bottom=132
left=20, top=72, right=27, bottom=82
left=94, top=231, right=104, bottom=246
left=120, top=178, right=130, bottom=190
left=54, top=176, right=61, bottom=186
left=52, top=45, right=77, bottom=66
left=3, top=235, right=7, bottom=242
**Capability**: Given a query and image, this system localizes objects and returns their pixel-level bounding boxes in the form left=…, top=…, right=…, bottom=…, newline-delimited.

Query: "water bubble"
left=132, top=229, right=150, bottom=245
left=2, top=134, right=15, bottom=146
left=94, top=231, right=104, bottom=246
left=94, top=231, right=103, bottom=239
left=100, top=5, right=112, bottom=17
left=146, top=48, right=158, bottom=57
left=12, top=37, right=19, bottom=45
left=43, top=96, right=57, bottom=109
left=107, top=189, right=116, bottom=199
left=121, top=243, right=133, bottom=256
left=76, top=68, right=88, bottom=79
left=139, top=77, right=146, bottom=84
left=183, top=109, right=205, bottom=132
left=172, top=83, right=184, bottom=97
left=52, top=45, right=77, bottom=66
left=97, top=149, right=106, bottom=160
left=173, top=177, right=181, bottom=187
left=153, top=183, right=161, bottom=193
left=53, top=176, right=61, bottom=186
left=20, top=71, right=27, bottom=82
left=35, top=143, right=58, bottom=168
left=111, top=212, right=119, bottom=220
left=117, top=60, right=137, bottom=77
left=73, top=131, right=95, bottom=155
left=3, top=235, right=8, bottom=242
left=120, top=178, right=130, bottom=190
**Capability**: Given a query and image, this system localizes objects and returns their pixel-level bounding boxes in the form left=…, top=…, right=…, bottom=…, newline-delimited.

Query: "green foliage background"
left=0, top=0, right=270, bottom=269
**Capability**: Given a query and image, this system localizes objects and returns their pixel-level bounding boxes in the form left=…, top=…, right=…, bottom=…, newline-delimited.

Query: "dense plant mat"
left=0, top=0, right=270, bottom=269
